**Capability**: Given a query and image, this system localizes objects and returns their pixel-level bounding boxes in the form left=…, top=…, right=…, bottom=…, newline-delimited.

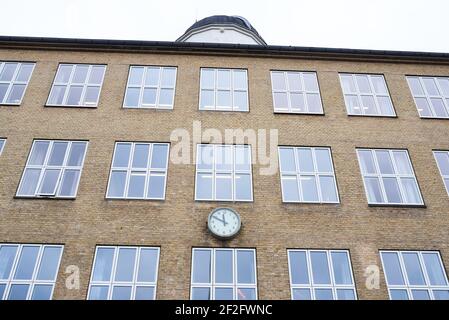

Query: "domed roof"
left=177, top=15, right=266, bottom=45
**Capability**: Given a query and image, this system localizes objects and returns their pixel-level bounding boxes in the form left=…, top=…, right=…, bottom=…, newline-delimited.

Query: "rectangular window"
left=380, top=250, right=449, bottom=300
left=106, top=142, right=169, bottom=200
left=278, top=147, right=339, bottom=203
left=357, top=149, right=423, bottom=205
left=0, top=244, right=63, bottom=300
left=47, top=64, right=106, bottom=107
left=433, top=151, right=449, bottom=196
left=88, top=246, right=160, bottom=300
left=191, top=248, right=257, bottom=300
left=288, top=249, right=357, bottom=300
left=195, top=144, right=253, bottom=201
left=0, top=139, right=5, bottom=155
left=339, top=73, right=395, bottom=116
left=199, top=68, right=248, bottom=111
left=123, top=66, right=177, bottom=109
left=407, top=76, right=449, bottom=118
left=271, top=71, right=323, bottom=114
left=16, top=140, right=88, bottom=198
left=0, top=61, right=35, bottom=105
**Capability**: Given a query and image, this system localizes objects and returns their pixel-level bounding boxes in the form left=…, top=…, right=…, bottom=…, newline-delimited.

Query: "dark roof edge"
left=1, top=35, right=449, bottom=62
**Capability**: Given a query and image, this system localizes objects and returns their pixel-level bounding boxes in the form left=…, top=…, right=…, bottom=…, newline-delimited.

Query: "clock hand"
left=221, top=212, right=228, bottom=226
left=212, top=215, right=226, bottom=224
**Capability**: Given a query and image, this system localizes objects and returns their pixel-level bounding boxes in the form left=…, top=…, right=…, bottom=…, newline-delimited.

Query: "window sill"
left=199, top=108, right=249, bottom=113
left=419, top=116, right=449, bottom=120
left=123, top=106, right=174, bottom=110
left=45, top=104, right=98, bottom=109
left=195, top=199, right=253, bottom=203
left=273, top=111, right=324, bottom=116
left=105, top=197, right=165, bottom=201
left=282, top=201, right=340, bottom=205
left=0, top=103, right=21, bottom=106
left=368, top=203, right=426, bottom=208
left=347, top=114, right=397, bottom=118
left=14, top=196, right=76, bottom=200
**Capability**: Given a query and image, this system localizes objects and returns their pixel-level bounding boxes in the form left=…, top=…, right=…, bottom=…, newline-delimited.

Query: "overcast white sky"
left=1, top=0, right=448, bottom=53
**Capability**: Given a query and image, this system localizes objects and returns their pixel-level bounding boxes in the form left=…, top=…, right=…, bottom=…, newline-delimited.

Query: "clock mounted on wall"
left=207, top=208, right=241, bottom=240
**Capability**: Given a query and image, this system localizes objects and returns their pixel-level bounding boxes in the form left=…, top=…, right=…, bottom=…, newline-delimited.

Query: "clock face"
left=208, top=208, right=241, bottom=239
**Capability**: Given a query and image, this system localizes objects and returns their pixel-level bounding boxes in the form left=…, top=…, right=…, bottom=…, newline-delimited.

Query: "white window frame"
left=190, top=248, right=258, bottom=300
left=339, top=73, right=396, bottom=117
left=106, top=142, right=170, bottom=200
left=195, top=144, right=253, bottom=202
left=380, top=250, right=449, bottom=300
left=356, top=148, right=424, bottom=206
left=278, top=146, right=340, bottom=203
left=16, top=140, right=88, bottom=198
left=123, top=66, right=177, bottom=109
left=407, top=76, right=449, bottom=119
left=433, top=150, right=449, bottom=196
left=287, top=249, right=357, bottom=300
left=46, top=64, right=106, bottom=107
left=0, top=244, right=64, bottom=300
left=199, top=68, right=249, bottom=112
left=0, top=138, right=5, bottom=155
left=270, top=70, right=323, bottom=114
left=87, top=246, right=160, bottom=300
left=0, top=61, right=35, bottom=105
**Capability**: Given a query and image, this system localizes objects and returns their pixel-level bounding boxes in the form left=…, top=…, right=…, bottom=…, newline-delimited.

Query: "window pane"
left=422, top=78, right=439, bottom=95
left=415, top=97, right=432, bottom=117
left=303, top=73, right=318, bottom=91
left=115, top=248, right=136, bottom=282
left=310, top=251, right=331, bottom=285
left=0, top=63, right=17, bottom=81
left=159, top=88, right=174, bottom=105
left=128, top=67, right=144, bottom=86
left=400, top=178, right=421, bottom=204
left=31, top=285, right=53, bottom=300
left=48, top=142, right=68, bottom=166
left=437, top=78, right=449, bottom=96
left=8, top=284, right=29, bottom=300
left=287, top=73, right=301, bottom=91
left=111, top=286, right=132, bottom=300
left=402, top=252, right=426, bottom=285
left=145, top=68, right=160, bottom=86
left=383, top=177, right=402, bottom=203
left=67, top=142, right=87, bottom=166
left=38, top=169, right=61, bottom=195
left=192, top=250, right=211, bottom=283
left=235, top=173, right=251, bottom=201
left=289, top=251, right=309, bottom=285
left=14, top=246, right=39, bottom=280
left=306, top=94, right=322, bottom=112
left=18, top=168, right=41, bottom=196
left=196, top=173, right=213, bottom=199
left=88, top=66, right=105, bottom=85
left=142, top=88, right=156, bottom=105
left=364, top=177, right=384, bottom=203
left=290, top=93, right=305, bottom=111
left=371, top=76, right=387, bottom=94
left=408, top=77, right=424, bottom=96
left=315, top=149, right=332, bottom=172
left=281, top=176, right=300, bottom=202
left=215, top=250, right=233, bottom=284
left=411, top=290, right=430, bottom=300
left=392, top=151, right=412, bottom=174
left=356, top=75, right=371, bottom=93
left=217, top=70, right=231, bottom=88
left=217, top=90, right=231, bottom=107
left=107, top=171, right=127, bottom=197
left=271, top=72, right=286, bottom=91
left=0, top=83, right=8, bottom=102
left=297, top=149, right=314, bottom=172
left=137, top=248, right=158, bottom=282
left=336, top=289, right=355, bottom=300
left=331, top=252, right=352, bottom=285
left=29, top=141, right=50, bottom=165
left=113, top=143, right=131, bottom=167
left=192, top=287, right=210, bottom=300
left=279, top=148, right=296, bottom=172
left=147, top=174, right=165, bottom=199
left=127, top=174, right=145, bottom=198
left=92, top=247, right=115, bottom=281
left=233, top=70, right=247, bottom=89
left=201, top=69, right=215, bottom=88
left=89, top=285, right=109, bottom=300
left=340, top=75, right=356, bottom=93
left=215, top=145, right=232, bottom=171
left=197, top=145, right=213, bottom=170
left=55, top=65, right=72, bottom=83
left=215, top=288, right=233, bottom=300
left=422, top=253, right=448, bottom=286
left=377, top=96, right=394, bottom=115
left=72, top=65, right=89, bottom=83
left=135, top=286, right=155, bottom=300
left=381, top=252, right=405, bottom=285
left=59, top=170, right=80, bottom=197
left=344, top=95, right=361, bottom=114
left=433, top=290, right=449, bottom=300
left=292, top=288, right=311, bottom=300
left=85, top=86, right=101, bottom=105
left=314, top=288, right=333, bottom=300
left=48, top=85, right=66, bottom=105
left=0, top=245, right=18, bottom=279
left=431, top=98, right=448, bottom=117
left=200, top=90, right=214, bottom=109
left=36, top=246, right=62, bottom=280
left=151, top=144, right=168, bottom=169
left=273, top=92, right=288, bottom=109
left=435, top=152, right=449, bottom=175
left=132, top=144, right=150, bottom=169
left=390, top=289, right=409, bottom=300
left=301, top=176, right=319, bottom=202
left=66, top=86, right=83, bottom=105
left=375, top=151, right=394, bottom=174
left=216, top=173, right=232, bottom=200
left=161, top=68, right=176, bottom=87
left=6, top=84, right=26, bottom=104
left=233, top=91, right=248, bottom=111
left=358, top=150, right=376, bottom=174
left=235, top=146, right=251, bottom=171
left=237, top=250, right=255, bottom=284
left=237, top=288, right=256, bottom=300
left=320, top=176, right=338, bottom=202
left=0, top=284, right=5, bottom=299
left=125, top=87, right=140, bottom=107
left=361, top=95, right=376, bottom=114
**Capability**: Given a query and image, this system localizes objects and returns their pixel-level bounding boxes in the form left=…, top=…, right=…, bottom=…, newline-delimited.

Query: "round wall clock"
left=207, top=208, right=241, bottom=240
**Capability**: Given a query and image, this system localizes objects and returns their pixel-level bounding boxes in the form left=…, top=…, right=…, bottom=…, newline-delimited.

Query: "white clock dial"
left=208, top=208, right=241, bottom=239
